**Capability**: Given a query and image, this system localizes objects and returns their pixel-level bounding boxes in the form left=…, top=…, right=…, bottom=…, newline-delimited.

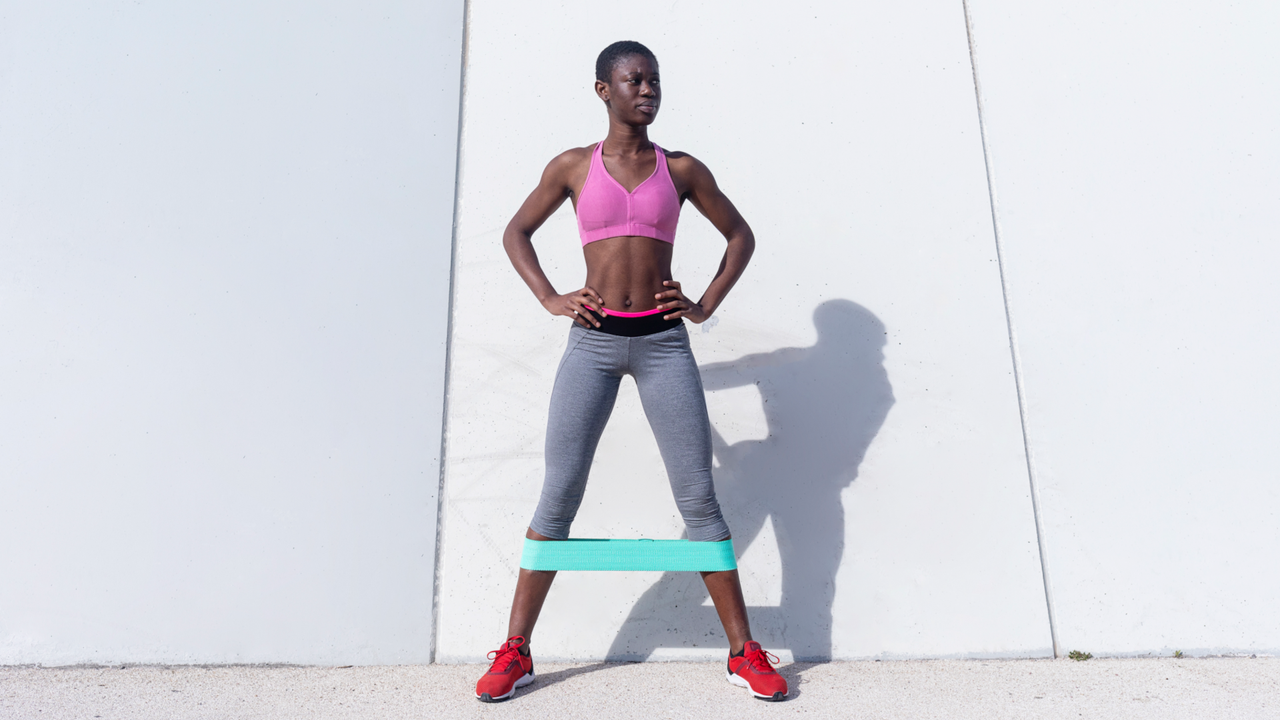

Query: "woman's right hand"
left=542, top=287, right=605, bottom=328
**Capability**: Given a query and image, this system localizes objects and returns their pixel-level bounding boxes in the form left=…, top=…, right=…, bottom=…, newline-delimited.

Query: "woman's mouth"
left=637, top=105, right=656, bottom=114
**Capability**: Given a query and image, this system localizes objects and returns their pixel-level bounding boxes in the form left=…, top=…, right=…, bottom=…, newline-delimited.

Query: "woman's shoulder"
left=549, top=144, right=597, bottom=166
left=660, top=148, right=714, bottom=184
left=539, top=144, right=596, bottom=187
left=661, top=147, right=708, bottom=168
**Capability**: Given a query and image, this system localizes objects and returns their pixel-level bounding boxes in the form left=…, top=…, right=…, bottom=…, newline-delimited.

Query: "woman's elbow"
left=502, top=223, right=531, bottom=254
left=732, top=227, right=756, bottom=257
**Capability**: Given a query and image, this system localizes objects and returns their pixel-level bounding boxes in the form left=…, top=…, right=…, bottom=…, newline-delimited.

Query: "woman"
left=475, top=41, right=787, bottom=703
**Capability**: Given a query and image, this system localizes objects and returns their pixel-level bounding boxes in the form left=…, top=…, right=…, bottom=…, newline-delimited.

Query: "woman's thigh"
left=531, top=327, right=626, bottom=538
left=630, top=325, right=728, bottom=541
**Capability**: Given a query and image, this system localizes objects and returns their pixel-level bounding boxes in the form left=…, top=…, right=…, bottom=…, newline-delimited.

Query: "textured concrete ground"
left=2, top=657, right=1277, bottom=719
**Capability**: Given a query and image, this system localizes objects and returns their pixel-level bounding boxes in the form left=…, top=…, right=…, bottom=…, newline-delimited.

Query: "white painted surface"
left=968, top=1, right=1280, bottom=655
left=436, top=0, right=1050, bottom=662
left=0, top=1, right=463, bottom=664
left=7, top=0, right=1265, bottom=667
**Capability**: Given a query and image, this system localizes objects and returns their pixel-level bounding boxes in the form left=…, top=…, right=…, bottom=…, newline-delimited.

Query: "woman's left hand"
left=656, top=280, right=710, bottom=323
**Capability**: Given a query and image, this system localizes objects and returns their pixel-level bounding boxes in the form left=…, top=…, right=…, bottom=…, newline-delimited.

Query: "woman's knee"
left=686, top=515, right=732, bottom=542
left=678, top=493, right=731, bottom=542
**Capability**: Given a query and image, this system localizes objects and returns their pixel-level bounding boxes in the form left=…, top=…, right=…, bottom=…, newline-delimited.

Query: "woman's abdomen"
left=582, top=235, right=674, bottom=313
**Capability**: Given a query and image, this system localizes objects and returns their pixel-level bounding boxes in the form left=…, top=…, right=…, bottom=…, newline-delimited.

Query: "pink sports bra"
left=576, top=140, right=681, bottom=246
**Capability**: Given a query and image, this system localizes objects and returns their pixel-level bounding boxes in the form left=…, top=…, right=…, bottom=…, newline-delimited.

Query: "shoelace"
left=743, top=646, right=780, bottom=673
left=487, top=636, right=526, bottom=671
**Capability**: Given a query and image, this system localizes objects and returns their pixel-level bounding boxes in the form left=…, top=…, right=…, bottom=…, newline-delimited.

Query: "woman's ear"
left=595, top=79, right=610, bottom=103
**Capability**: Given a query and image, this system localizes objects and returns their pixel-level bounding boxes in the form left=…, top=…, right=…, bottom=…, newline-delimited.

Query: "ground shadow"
left=604, top=299, right=894, bottom=668
left=508, top=660, right=823, bottom=702
left=526, top=662, right=616, bottom=692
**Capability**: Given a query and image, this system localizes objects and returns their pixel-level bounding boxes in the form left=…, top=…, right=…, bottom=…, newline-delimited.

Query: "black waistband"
left=581, top=309, right=683, bottom=337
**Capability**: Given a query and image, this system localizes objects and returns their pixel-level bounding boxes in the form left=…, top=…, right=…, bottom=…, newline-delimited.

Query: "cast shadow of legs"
left=605, top=300, right=894, bottom=676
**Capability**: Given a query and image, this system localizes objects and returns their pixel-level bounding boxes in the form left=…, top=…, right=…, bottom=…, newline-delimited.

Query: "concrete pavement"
left=3, top=657, right=1277, bottom=719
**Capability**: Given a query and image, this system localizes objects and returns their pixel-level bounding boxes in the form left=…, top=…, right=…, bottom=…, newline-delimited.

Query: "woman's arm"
left=655, top=155, right=755, bottom=322
left=503, top=149, right=604, bottom=328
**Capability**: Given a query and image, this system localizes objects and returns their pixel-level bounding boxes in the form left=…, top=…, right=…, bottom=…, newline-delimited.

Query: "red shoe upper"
left=476, top=636, right=533, bottom=698
left=728, top=641, right=788, bottom=697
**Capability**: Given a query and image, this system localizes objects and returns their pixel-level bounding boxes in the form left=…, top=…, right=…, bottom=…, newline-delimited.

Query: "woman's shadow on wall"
left=605, top=299, right=894, bottom=663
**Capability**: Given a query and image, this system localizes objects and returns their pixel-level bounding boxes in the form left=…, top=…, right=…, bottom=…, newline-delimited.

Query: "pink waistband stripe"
left=601, top=307, right=666, bottom=318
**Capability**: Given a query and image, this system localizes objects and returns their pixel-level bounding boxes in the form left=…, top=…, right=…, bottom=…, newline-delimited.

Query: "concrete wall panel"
left=437, top=0, right=1051, bottom=662
left=967, top=1, right=1280, bottom=655
left=0, top=1, right=463, bottom=664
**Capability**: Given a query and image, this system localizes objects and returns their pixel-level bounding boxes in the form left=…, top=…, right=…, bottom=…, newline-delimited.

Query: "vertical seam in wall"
left=962, top=0, right=1060, bottom=658
left=430, top=0, right=471, bottom=665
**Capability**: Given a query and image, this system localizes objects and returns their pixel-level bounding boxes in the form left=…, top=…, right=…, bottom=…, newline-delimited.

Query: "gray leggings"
left=530, top=322, right=730, bottom=542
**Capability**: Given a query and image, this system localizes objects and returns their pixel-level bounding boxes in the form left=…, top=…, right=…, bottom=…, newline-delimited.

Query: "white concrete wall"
left=0, top=1, right=463, bottom=664
left=4, top=0, right=1275, bottom=666
left=967, top=1, right=1280, bottom=656
left=436, top=0, right=1052, bottom=662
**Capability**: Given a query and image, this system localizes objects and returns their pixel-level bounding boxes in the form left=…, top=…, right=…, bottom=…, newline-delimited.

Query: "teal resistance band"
left=520, top=538, right=737, bottom=572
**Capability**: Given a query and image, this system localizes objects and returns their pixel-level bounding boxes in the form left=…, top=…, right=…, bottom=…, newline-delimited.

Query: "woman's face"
left=596, top=54, right=660, bottom=125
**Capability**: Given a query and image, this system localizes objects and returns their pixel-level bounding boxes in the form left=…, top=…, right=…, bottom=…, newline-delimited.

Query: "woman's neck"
left=603, top=119, right=651, bottom=155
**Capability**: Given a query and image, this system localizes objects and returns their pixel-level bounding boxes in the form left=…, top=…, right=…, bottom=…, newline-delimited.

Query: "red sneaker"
left=475, top=636, right=534, bottom=702
left=727, top=641, right=788, bottom=701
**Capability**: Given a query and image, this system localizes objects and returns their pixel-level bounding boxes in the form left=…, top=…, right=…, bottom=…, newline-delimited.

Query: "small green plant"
left=1068, top=650, right=1093, bottom=661
left=1173, top=650, right=1184, bottom=658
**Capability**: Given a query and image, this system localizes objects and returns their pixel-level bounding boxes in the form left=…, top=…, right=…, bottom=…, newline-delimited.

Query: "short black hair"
left=595, top=41, right=658, bottom=83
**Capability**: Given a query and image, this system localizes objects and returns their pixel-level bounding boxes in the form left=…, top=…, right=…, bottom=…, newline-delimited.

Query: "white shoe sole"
left=726, top=671, right=788, bottom=701
left=476, top=671, right=534, bottom=702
